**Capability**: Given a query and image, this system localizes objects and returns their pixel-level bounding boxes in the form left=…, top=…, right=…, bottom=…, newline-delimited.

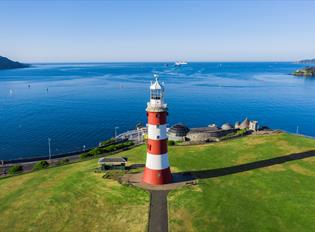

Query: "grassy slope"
left=118, top=133, right=315, bottom=172
left=0, top=159, right=149, bottom=232
left=1, top=133, right=315, bottom=232
left=165, top=133, right=315, bottom=232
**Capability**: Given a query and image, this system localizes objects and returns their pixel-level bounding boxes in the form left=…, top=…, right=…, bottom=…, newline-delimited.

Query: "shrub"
left=8, top=165, right=23, bottom=175
left=33, top=160, right=49, bottom=170
left=221, top=128, right=249, bottom=140
left=80, top=140, right=134, bottom=159
left=99, top=138, right=116, bottom=147
left=88, top=148, right=102, bottom=156
left=56, top=158, right=70, bottom=165
left=168, top=140, right=175, bottom=146
left=80, top=152, right=94, bottom=159
left=102, top=170, right=125, bottom=181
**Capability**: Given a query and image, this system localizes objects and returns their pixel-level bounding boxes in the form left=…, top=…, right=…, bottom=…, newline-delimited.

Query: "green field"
left=0, top=159, right=149, bottom=232
left=117, top=133, right=315, bottom=232
left=1, top=133, right=315, bottom=231
left=166, top=133, right=315, bottom=232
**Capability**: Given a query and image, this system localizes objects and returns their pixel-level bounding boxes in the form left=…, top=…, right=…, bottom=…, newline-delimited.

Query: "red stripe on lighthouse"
left=143, top=167, right=172, bottom=185
left=147, top=112, right=167, bottom=125
left=147, top=139, right=168, bottom=154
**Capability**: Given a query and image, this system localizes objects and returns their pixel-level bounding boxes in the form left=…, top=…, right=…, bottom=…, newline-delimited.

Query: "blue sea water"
left=0, top=62, right=314, bottom=160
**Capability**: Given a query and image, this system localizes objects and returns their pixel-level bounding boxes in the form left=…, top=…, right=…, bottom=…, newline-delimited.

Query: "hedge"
left=8, top=165, right=23, bottom=174
left=33, top=160, right=49, bottom=170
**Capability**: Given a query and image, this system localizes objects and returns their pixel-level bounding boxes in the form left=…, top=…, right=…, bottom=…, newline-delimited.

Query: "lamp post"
left=115, top=126, right=119, bottom=138
left=48, top=138, right=52, bottom=162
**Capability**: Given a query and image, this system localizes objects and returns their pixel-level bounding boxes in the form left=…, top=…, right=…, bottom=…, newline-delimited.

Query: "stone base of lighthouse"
left=143, top=167, right=172, bottom=185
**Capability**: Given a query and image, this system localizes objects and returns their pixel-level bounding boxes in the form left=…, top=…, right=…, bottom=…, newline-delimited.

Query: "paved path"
left=148, top=190, right=169, bottom=232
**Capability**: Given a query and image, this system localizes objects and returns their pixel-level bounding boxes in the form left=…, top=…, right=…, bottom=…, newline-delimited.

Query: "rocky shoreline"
left=292, top=66, right=315, bottom=77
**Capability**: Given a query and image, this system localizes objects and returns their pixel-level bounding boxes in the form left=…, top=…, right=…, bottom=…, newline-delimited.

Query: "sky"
left=0, top=0, right=314, bottom=62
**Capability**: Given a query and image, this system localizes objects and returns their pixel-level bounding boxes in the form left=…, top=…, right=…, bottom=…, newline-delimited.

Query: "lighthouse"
left=142, top=76, right=172, bottom=185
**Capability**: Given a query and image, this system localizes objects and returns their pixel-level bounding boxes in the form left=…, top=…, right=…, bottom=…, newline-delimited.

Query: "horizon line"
left=27, top=60, right=298, bottom=64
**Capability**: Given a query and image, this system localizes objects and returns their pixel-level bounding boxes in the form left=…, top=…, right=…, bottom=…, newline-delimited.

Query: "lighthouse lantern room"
left=142, top=75, right=172, bottom=185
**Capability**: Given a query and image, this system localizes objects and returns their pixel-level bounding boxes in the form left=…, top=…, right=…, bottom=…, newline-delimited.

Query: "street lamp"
left=48, top=138, right=52, bottom=161
left=115, top=127, right=119, bottom=138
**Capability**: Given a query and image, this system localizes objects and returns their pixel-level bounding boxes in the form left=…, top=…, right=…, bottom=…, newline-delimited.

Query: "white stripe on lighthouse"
left=147, top=124, right=167, bottom=140
left=145, top=152, right=169, bottom=170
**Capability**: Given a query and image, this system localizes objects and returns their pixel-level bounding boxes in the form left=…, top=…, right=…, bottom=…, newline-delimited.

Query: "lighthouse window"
left=156, top=125, right=160, bottom=129
left=157, top=135, right=160, bottom=139
left=148, top=144, right=152, bottom=151
left=151, top=89, right=161, bottom=100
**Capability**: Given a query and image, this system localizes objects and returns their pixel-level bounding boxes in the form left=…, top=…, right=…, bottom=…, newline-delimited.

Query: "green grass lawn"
left=165, top=133, right=315, bottom=232
left=118, top=132, right=315, bottom=172
left=1, top=133, right=315, bottom=232
left=116, top=133, right=315, bottom=231
left=0, top=159, right=149, bottom=232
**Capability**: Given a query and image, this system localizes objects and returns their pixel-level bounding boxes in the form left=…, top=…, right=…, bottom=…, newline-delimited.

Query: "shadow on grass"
left=172, top=150, right=315, bottom=182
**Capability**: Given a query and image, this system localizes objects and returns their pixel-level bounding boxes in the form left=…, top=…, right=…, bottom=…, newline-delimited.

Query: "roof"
left=240, top=118, right=250, bottom=128
left=168, top=123, right=190, bottom=134
left=241, top=118, right=249, bottom=126
left=98, top=157, right=127, bottom=164
left=189, top=127, right=220, bottom=133
left=150, top=77, right=164, bottom=90
left=221, top=123, right=233, bottom=130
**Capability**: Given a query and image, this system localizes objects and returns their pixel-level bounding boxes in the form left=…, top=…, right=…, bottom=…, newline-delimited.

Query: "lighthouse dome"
left=150, top=77, right=164, bottom=90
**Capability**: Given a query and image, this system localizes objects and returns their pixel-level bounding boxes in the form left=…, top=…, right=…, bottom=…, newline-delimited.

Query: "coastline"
left=2, top=129, right=312, bottom=178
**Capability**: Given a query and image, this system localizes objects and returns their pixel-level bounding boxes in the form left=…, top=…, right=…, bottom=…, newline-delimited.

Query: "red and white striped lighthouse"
left=142, top=76, right=172, bottom=185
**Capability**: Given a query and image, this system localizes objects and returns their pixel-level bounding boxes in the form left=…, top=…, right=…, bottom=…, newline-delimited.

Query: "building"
left=238, top=118, right=259, bottom=131
left=142, top=76, right=172, bottom=185
left=168, top=123, right=190, bottom=141
left=235, top=121, right=241, bottom=129
left=249, top=121, right=259, bottom=131
left=172, top=118, right=259, bottom=142
left=98, top=157, right=127, bottom=170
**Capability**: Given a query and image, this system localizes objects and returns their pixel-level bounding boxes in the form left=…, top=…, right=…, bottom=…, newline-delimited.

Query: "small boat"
left=175, top=61, right=188, bottom=66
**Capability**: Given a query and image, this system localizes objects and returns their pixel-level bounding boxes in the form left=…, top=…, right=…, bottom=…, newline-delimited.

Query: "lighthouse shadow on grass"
left=172, top=149, right=315, bottom=183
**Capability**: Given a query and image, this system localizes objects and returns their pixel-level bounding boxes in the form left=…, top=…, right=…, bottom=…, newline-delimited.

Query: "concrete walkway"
left=148, top=190, right=169, bottom=232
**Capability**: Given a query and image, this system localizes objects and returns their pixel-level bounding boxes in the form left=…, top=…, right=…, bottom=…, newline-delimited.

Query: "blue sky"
left=0, top=0, right=314, bottom=62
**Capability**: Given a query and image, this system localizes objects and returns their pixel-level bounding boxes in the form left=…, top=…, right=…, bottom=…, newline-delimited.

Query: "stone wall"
left=186, top=129, right=235, bottom=142
left=168, top=134, right=186, bottom=141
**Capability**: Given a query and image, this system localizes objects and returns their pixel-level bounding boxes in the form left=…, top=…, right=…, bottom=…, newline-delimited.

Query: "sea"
left=1, top=62, right=314, bottom=160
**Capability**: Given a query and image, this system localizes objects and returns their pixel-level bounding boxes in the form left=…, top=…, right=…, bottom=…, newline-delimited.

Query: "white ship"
left=175, top=61, right=188, bottom=66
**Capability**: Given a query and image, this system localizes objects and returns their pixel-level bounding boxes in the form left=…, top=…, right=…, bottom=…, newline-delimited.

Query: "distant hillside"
left=0, top=56, right=30, bottom=70
left=297, top=58, right=315, bottom=64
